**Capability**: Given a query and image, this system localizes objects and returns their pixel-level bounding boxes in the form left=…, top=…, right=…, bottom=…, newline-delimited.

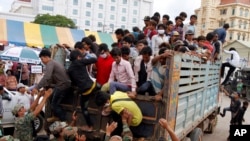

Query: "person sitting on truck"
left=108, top=48, right=137, bottom=95
left=67, top=49, right=97, bottom=132
left=220, top=47, right=240, bottom=86
left=32, top=49, right=71, bottom=123
left=95, top=90, right=142, bottom=136
left=12, top=88, right=52, bottom=141
left=220, top=91, right=241, bottom=118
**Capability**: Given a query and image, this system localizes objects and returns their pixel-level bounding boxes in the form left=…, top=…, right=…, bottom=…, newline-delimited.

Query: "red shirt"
left=203, top=41, right=214, bottom=52
left=96, top=55, right=114, bottom=85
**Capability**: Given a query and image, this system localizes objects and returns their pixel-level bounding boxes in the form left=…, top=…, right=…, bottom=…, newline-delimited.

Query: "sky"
left=0, top=0, right=201, bottom=21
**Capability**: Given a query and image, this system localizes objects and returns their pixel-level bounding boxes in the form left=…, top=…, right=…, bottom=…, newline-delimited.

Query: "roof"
left=224, top=40, right=250, bottom=48
left=220, top=0, right=250, bottom=5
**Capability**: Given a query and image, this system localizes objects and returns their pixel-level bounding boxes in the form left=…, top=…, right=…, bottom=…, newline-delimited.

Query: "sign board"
left=31, top=65, right=42, bottom=73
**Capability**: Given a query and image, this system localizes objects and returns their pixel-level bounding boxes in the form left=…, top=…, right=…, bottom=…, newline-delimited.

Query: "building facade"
left=195, top=0, right=250, bottom=44
left=10, top=0, right=154, bottom=32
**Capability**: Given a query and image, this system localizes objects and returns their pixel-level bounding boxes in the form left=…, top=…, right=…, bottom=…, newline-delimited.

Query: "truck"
left=44, top=53, right=221, bottom=141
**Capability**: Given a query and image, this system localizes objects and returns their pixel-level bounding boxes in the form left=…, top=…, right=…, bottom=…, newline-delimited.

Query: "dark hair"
left=88, top=34, right=96, bottom=42
left=166, top=21, right=173, bottom=26
left=132, top=26, right=140, bottom=32
left=115, top=28, right=124, bottom=36
left=111, top=42, right=118, bottom=48
left=229, top=47, right=236, bottom=51
left=175, top=16, right=182, bottom=21
left=223, top=23, right=230, bottom=29
left=81, top=37, right=94, bottom=52
left=69, top=50, right=82, bottom=61
left=124, top=29, right=130, bottom=35
left=163, top=15, right=170, bottom=20
left=197, top=35, right=206, bottom=42
left=6, top=69, right=14, bottom=75
left=121, top=47, right=130, bottom=55
left=187, top=45, right=197, bottom=51
left=157, top=24, right=166, bottom=29
left=140, top=47, right=152, bottom=56
left=110, top=47, right=122, bottom=57
left=190, top=15, right=197, bottom=19
left=178, top=46, right=188, bottom=53
left=98, top=43, right=109, bottom=52
left=159, top=42, right=171, bottom=49
left=159, top=47, right=168, bottom=55
left=136, top=39, right=148, bottom=46
left=153, top=12, right=161, bottom=18
left=74, top=41, right=84, bottom=49
left=95, top=91, right=110, bottom=107
left=0, top=85, right=3, bottom=90
left=123, top=36, right=133, bottom=44
left=206, top=32, right=215, bottom=41
left=243, top=101, right=249, bottom=106
left=151, top=16, right=159, bottom=24
left=179, top=12, right=187, bottom=18
left=137, top=33, right=146, bottom=41
left=39, top=49, right=51, bottom=58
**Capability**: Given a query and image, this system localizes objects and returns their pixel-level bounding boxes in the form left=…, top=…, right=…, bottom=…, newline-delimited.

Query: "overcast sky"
left=0, top=0, right=201, bottom=21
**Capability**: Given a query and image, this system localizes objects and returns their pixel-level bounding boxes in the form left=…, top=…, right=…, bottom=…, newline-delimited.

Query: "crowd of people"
left=0, top=10, right=247, bottom=141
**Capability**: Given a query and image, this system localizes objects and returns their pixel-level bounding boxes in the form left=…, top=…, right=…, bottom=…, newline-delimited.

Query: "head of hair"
left=157, top=24, right=166, bottom=29
left=187, top=45, right=197, bottom=51
left=94, top=91, right=110, bottom=107
left=190, top=15, right=197, bottom=19
left=81, top=37, right=94, bottom=52
left=110, top=47, right=122, bottom=57
left=69, top=50, right=82, bottom=61
left=159, top=42, right=171, bottom=49
left=121, top=47, right=130, bottom=55
left=123, top=29, right=130, bottom=35
left=137, top=33, right=146, bottom=41
left=88, top=34, right=96, bottom=42
left=111, top=42, right=118, bottom=48
left=179, top=12, right=187, bottom=18
left=175, top=16, right=183, bottom=21
left=115, top=28, right=125, bottom=36
left=140, top=47, right=152, bottom=56
left=98, top=43, right=109, bottom=52
left=197, top=35, right=206, bottom=42
left=6, top=69, right=14, bottom=75
left=74, top=41, right=84, bottom=49
left=223, top=23, right=230, bottom=29
left=158, top=47, right=168, bottom=55
left=166, top=20, right=173, bottom=26
left=123, top=36, right=133, bottom=44
left=229, top=47, right=236, bottom=51
left=178, top=46, right=188, bottom=53
left=136, top=39, right=148, bottom=46
left=206, top=32, right=215, bottom=41
left=132, top=26, right=140, bottom=32
left=153, top=12, right=161, bottom=18
left=243, top=101, right=249, bottom=106
left=39, top=49, right=51, bottom=58
left=150, top=18, right=158, bottom=25
left=163, top=14, right=170, bottom=20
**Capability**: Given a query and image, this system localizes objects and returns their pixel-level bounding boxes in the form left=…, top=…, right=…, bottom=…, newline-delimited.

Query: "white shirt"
left=16, top=92, right=33, bottom=110
left=151, top=34, right=169, bottom=55
left=4, top=61, right=13, bottom=75
left=224, top=50, right=240, bottom=67
left=183, top=23, right=196, bottom=39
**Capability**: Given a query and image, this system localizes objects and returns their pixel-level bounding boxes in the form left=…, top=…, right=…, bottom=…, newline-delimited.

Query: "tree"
left=33, top=14, right=76, bottom=28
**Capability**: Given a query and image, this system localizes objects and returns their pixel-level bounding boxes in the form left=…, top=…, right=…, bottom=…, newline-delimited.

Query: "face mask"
left=158, top=30, right=165, bottom=34
left=100, top=53, right=107, bottom=58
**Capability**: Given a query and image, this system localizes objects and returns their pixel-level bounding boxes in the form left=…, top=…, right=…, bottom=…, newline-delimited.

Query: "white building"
left=10, top=0, right=154, bottom=32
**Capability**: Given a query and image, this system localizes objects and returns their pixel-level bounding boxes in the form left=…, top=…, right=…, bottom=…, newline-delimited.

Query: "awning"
left=0, top=19, right=117, bottom=49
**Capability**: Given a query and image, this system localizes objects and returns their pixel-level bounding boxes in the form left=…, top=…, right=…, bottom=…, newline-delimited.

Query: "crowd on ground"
left=0, top=11, right=247, bottom=141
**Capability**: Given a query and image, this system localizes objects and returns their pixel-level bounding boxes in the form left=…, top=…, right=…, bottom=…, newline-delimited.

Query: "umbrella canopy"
left=0, top=47, right=40, bottom=64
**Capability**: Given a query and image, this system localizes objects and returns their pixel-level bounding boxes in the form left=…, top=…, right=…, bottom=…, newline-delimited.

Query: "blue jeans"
left=222, top=107, right=231, bottom=116
left=51, top=87, right=67, bottom=121
left=109, top=82, right=131, bottom=94
left=137, top=81, right=156, bottom=96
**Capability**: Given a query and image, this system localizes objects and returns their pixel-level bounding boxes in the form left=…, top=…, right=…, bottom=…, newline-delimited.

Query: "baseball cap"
left=12, top=104, right=24, bottom=115
left=49, top=121, right=68, bottom=132
left=143, top=16, right=150, bottom=21
left=17, top=83, right=25, bottom=89
left=171, top=31, right=180, bottom=36
left=185, top=30, right=194, bottom=35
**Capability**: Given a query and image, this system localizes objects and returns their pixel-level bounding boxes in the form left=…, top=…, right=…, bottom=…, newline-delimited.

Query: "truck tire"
left=189, top=128, right=203, bottom=141
left=34, top=114, right=44, bottom=132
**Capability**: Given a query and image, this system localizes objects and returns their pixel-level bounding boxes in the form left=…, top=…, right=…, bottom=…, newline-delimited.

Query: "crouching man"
left=12, top=88, right=53, bottom=141
left=95, top=91, right=142, bottom=136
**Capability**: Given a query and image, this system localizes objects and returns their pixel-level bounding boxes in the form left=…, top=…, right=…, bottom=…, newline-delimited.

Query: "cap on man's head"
left=143, top=16, right=150, bottom=21
left=185, top=30, right=194, bottom=35
left=49, top=121, right=68, bottom=133
left=12, top=104, right=24, bottom=116
left=17, top=83, right=25, bottom=90
left=171, top=31, right=180, bottom=36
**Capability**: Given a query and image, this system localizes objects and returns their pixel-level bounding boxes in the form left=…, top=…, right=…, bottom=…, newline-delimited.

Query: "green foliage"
left=33, top=14, right=76, bottom=28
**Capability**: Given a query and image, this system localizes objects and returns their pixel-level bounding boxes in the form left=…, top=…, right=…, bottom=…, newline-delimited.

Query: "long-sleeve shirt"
left=134, top=55, right=153, bottom=82
left=224, top=50, right=240, bottom=67
left=36, top=60, right=71, bottom=90
left=151, top=34, right=169, bottom=55
left=109, top=59, right=136, bottom=92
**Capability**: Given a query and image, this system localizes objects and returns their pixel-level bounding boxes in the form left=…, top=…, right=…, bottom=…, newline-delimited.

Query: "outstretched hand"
left=106, top=121, right=118, bottom=136
left=159, top=118, right=170, bottom=130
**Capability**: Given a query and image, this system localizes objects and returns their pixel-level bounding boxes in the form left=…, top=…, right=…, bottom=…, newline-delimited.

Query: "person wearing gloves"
left=220, top=47, right=240, bottom=85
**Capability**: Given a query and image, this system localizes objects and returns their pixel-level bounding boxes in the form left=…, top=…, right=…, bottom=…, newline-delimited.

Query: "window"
left=110, top=15, right=114, bottom=20
left=73, top=9, right=78, bottom=15
left=134, top=1, right=138, bottom=6
left=123, top=0, right=127, bottom=4
left=86, top=11, right=91, bottom=16
left=245, top=10, right=249, bottom=17
left=110, top=24, right=114, bottom=28
left=237, top=33, right=241, bottom=40
left=99, top=4, right=103, bottom=9
left=42, top=5, right=54, bottom=11
left=244, top=21, right=247, bottom=29
left=229, top=32, right=233, bottom=40
left=230, top=20, right=234, bottom=27
left=98, top=22, right=102, bottom=27
left=85, top=20, right=90, bottom=26
left=98, top=13, right=103, bottom=18
left=111, top=0, right=116, bottom=2
left=132, top=18, right=137, bottom=23
left=122, top=8, right=126, bottom=13
left=239, top=20, right=242, bottom=28
left=121, top=25, right=125, bottom=29
left=73, top=0, right=78, bottom=5
left=110, top=6, right=115, bottom=11
left=220, top=9, right=227, bottom=15
left=232, top=8, right=235, bottom=15
left=243, top=33, right=246, bottom=41
left=121, top=16, right=126, bottom=22
left=133, top=10, right=137, bottom=15
left=86, top=2, right=91, bottom=8
left=240, top=8, right=243, bottom=16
